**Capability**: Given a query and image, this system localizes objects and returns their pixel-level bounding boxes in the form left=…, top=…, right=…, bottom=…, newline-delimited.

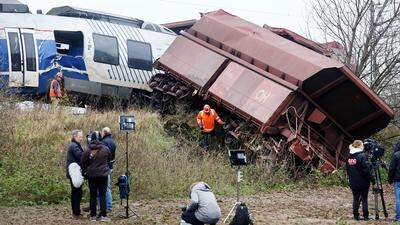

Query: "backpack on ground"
left=229, top=202, right=253, bottom=225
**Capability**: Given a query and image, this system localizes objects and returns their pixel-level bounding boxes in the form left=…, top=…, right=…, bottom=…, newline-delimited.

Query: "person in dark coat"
left=101, top=127, right=117, bottom=212
left=66, top=129, right=84, bottom=219
left=81, top=131, right=112, bottom=222
left=388, top=140, right=400, bottom=221
left=346, top=140, right=373, bottom=221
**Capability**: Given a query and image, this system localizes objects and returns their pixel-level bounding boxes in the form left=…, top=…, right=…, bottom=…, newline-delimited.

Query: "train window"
left=93, top=33, right=119, bottom=65
left=144, top=24, right=156, bottom=32
left=8, top=32, right=21, bottom=71
left=22, top=33, right=36, bottom=71
left=127, top=40, right=153, bottom=71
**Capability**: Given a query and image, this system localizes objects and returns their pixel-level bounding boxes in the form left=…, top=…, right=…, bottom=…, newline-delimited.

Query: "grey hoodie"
left=187, top=182, right=221, bottom=224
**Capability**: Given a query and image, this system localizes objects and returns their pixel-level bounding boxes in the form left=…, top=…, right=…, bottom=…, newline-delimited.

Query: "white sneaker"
left=101, top=216, right=111, bottom=222
left=90, top=216, right=97, bottom=222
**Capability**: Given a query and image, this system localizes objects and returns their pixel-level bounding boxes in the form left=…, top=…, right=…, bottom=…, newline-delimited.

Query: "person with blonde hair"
left=346, top=140, right=373, bottom=221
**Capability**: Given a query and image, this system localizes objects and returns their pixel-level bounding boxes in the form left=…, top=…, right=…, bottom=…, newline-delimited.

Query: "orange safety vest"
left=49, top=79, right=62, bottom=98
left=196, top=109, right=223, bottom=133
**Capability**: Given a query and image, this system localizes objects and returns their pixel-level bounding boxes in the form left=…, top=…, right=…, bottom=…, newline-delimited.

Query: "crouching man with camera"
left=346, top=140, right=373, bottom=221
left=181, top=182, right=221, bottom=225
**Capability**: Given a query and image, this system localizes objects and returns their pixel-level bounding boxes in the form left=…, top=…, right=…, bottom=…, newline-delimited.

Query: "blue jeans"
left=395, top=181, right=400, bottom=221
left=98, top=174, right=112, bottom=211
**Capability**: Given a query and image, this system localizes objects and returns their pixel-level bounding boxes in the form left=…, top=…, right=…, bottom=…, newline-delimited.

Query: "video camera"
left=364, top=138, right=385, bottom=163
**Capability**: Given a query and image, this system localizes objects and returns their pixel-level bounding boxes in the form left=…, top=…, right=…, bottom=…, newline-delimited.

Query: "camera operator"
left=81, top=131, right=112, bottom=222
left=181, top=181, right=221, bottom=225
left=346, top=140, right=373, bottom=221
left=387, top=140, right=400, bottom=221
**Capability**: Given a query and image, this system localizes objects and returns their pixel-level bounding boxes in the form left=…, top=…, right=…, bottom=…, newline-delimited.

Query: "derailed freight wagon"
left=153, top=10, right=394, bottom=171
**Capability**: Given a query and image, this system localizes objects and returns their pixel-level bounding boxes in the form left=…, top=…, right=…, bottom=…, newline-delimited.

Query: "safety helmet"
left=203, top=104, right=211, bottom=113
left=56, top=72, right=63, bottom=79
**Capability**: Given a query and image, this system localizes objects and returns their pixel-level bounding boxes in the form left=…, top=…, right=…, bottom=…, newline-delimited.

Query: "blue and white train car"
left=0, top=5, right=176, bottom=99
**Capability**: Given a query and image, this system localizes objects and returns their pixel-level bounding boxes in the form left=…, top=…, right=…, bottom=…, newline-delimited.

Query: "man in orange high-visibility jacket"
left=49, top=72, right=63, bottom=113
left=197, top=104, right=224, bottom=148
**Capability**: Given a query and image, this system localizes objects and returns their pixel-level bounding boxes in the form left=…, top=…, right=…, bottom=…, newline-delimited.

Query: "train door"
left=5, top=28, right=38, bottom=87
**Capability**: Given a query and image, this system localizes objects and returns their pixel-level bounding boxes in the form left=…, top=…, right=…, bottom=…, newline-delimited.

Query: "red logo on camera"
left=348, top=158, right=357, bottom=165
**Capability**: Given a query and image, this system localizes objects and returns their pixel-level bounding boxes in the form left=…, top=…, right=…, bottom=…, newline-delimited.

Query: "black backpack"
left=230, top=202, right=253, bottom=225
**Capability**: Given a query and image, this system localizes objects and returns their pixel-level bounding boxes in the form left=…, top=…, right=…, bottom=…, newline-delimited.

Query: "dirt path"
left=0, top=187, right=396, bottom=225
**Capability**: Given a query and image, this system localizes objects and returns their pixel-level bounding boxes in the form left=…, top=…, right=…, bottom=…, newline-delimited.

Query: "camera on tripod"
left=364, top=138, right=385, bottom=163
left=363, top=138, right=388, bottom=220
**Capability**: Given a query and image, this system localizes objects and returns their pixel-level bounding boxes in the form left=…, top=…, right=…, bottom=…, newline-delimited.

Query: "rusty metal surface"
left=156, top=36, right=227, bottom=88
left=264, top=25, right=336, bottom=57
left=154, top=9, right=394, bottom=172
left=208, top=62, right=292, bottom=126
left=188, top=10, right=342, bottom=84
left=187, top=9, right=394, bottom=136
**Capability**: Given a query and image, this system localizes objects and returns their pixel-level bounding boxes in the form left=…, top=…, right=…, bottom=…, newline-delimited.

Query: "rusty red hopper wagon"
left=153, top=10, right=394, bottom=172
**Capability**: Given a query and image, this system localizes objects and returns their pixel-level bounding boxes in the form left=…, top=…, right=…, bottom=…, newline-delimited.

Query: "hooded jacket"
left=388, top=141, right=400, bottom=184
left=66, top=139, right=84, bottom=179
left=187, top=182, right=221, bottom=224
left=346, top=146, right=373, bottom=190
left=80, top=141, right=111, bottom=178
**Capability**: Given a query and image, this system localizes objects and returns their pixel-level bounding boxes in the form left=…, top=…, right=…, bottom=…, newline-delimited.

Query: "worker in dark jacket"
left=101, top=127, right=117, bottom=212
left=388, top=140, right=400, bottom=221
left=66, top=129, right=84, bottom=219
left=81, top=131, right=112, bottom=222
left=346, top=140, right=373, bottom=221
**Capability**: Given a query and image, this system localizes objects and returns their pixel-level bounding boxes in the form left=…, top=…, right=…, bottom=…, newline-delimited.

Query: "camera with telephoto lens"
left=364, top=138, right=385, bottom=163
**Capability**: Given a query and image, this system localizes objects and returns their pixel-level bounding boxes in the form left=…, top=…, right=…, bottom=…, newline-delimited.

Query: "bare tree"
left=310, top=0, right=400, bottom=122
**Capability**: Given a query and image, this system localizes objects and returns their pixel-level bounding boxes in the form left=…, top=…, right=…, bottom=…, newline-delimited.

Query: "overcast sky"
left=21, top=0, right=322, bottom=40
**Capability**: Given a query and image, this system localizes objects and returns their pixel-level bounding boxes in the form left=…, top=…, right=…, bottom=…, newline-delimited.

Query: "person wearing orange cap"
left=49, top=71, right=63, bottom=113
left=196, top=104, right=224, bottom=148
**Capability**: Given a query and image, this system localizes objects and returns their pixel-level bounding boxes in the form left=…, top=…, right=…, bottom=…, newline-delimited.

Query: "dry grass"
left=0, top=104, right=247, bottom=206
left=0, top=99, right=348, bottom=207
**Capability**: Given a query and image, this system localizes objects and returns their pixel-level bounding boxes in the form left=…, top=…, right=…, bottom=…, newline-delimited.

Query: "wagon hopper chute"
left=153, top=10, right=394, bottom=172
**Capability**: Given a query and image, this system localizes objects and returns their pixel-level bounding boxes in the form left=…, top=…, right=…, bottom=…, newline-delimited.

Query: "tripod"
left=371, top=160, right=388, bottom=220
left=120, top=132, right=138, bottom=219
left=223, top=166, right=243, bottom=223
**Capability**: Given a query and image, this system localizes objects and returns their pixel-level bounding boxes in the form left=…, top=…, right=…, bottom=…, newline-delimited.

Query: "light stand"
left=119, top=115, right=138, bottom=219
left=371, top=160, right=388, bottom=220
left=223, top=149, right=247, bottom=224
left=224, top=166, right=244, bottom=223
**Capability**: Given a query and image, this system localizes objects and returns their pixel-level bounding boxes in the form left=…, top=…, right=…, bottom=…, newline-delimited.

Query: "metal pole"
left=377, top=165, right=388, bottom=218
left=236, top=167, right=240, bottom=203
left=374, top=166, right=379, bottom=220
left=125, top=131, right=129, bottom=218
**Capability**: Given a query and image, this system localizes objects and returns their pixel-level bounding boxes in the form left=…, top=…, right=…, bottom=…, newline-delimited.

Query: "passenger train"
left=0, top=4, right=176, bottom=100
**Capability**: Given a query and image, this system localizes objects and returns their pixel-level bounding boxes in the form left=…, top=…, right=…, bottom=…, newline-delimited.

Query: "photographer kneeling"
left=81, top=131, right=112, bottom=222
left=181, top=182, right=221, bottom=225
left=346, top=140, right=373, bottom=221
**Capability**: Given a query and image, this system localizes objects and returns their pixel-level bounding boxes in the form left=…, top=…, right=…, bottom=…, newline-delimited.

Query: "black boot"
left=353, top=213, right=360, bottom=221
